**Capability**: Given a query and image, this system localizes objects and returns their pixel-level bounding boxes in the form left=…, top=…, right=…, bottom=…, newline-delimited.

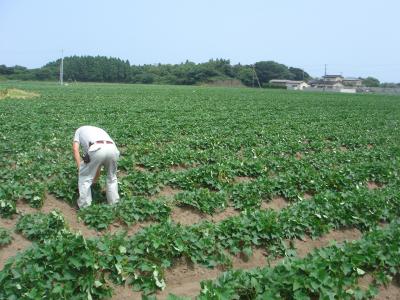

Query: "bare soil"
left=303, top=192, right=313, bottom=200
left=170, top=163, right=199, bottom=173
left=0, top=231, right=31, bottom=269
left=295, top=151, right=303, bottom=160
left=125, top=220, right=155, bottom=237
left=206, top=206, right=240, bottom=223
left=171, top=205, right=241, bottom=226
left=0, top=213, right=32, bottom=269
left=157, top=258, right=222, bottom=299
left=261, top=196, right=289, bottom=210
left=375, top=279, right=400, bottom=300
left=233, top=176, right=254, bottom=183
left=134, top=165, right=148, bottom=172
left=108, top=282, right=142, bottom=300
left=367, top=181, right=383, bottom=190
left=358, top=274, right=375, bottom=291
left=170, top=206, right=205, bottom=225
left=170, top=164, right=189, bottom=172
left=117, top=169, right=128, bottom=177
left=150, top=186, right=182, bottom=200
left=359, top=274, right=400, bottom=300
left=293, top=228, right=362, bottom=258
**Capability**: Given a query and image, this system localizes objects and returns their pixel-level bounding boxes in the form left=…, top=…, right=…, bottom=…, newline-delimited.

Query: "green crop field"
left=0, top=81, right=399, bottom=299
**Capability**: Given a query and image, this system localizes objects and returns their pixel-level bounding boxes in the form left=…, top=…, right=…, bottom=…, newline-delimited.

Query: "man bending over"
left=72, top=125, right=120, bottom=208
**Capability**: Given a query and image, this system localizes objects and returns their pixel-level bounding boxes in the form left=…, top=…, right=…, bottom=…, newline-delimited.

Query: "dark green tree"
left=233, top=64, right=253, bottom=87
left=0, top=56, right=315, bottom=87
left=362, top=76, right=380, bottom=87
left=255, top=61, right=294, bottom=85
left=288, top=67, right=310, bottom=81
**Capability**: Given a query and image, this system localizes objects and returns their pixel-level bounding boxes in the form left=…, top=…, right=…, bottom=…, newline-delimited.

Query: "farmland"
left=0, top=81, right=400, bottom=299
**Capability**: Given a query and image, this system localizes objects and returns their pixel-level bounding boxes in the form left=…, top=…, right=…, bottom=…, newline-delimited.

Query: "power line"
left=59, top=49, right=64, bottom=85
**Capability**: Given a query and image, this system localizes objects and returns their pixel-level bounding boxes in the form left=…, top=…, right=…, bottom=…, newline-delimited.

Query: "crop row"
left=2, top=183, right=398, bottom=298
left=78, top=197, right=171, bottom=230
left=194, top=220, right=400, bottom=300
left=78, top=170, right=398, bottom=231
left=1, top=151, right=396, bottom=222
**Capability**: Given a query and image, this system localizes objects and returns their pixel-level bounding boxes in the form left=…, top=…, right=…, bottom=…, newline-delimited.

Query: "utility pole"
left=252, top=65, right=255, bottom=88
left=323, top=64, right=327, bottom=92
left=60, top=49, right=64, bottom=85
left=252, top=65, right=261, bottom=88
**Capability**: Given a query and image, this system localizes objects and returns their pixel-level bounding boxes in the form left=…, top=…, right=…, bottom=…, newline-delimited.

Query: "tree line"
left=0, top=56, right=311, bottom=87
left=1, top=56, right=393, bottom=87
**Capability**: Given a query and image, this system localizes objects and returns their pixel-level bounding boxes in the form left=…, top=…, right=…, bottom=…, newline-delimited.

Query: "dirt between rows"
left=169, top=194, right=297, bottom=226
left=0, top=205, right=30, bottom=269
left=0, top=183, right=392, bottom=299
left=106, top=227, right=369, bottom=299
left=0, top=194, right=99, bottom=269
left=156, top=228, right=363, bottom=299
left=375, top=281, right=400, bottom=300
left=359, top=274, right=400, bottom=300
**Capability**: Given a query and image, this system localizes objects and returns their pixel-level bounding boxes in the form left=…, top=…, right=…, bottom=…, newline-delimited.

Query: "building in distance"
left=269, top=79, right=309, bottom=90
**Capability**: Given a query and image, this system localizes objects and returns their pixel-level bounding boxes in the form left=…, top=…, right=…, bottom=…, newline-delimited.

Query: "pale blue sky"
left=1, top=0, right=399, bottom=82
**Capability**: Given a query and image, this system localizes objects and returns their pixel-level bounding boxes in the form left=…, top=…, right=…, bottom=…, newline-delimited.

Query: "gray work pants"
left=78, top=143, right=120, bottom=208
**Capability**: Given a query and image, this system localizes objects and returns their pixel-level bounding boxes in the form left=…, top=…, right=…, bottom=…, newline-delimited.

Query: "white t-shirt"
left=73, top=126, right=114, bottom=153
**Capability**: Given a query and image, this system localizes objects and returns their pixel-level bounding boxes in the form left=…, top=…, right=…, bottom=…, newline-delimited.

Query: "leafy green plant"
left=77, top=197, right=172, bottom=231
left=175, top=189, right=227, bottom=214
left=19, top=182, right=46, bottom=208
left=47, top=173, right=79, bottom=205
left=0, top=199, right=16, bottom=218
left=0, top=231, right=112, bottom=299
left=16, top=210, right=68, bottom=242
left=170, top=164, right=234, bottom=191
left=78, top=204, right=117, bottom=230
left=120, top=172, right=163, bottom=196
left=0, top=227, right=12, bottom=247
left=228, top=180, right=268, bottom=210
left=117, top=196, right=171, bottom=225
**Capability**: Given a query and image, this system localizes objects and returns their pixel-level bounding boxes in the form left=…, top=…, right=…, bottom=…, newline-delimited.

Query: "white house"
left=286, top=81, right=309, bottom=90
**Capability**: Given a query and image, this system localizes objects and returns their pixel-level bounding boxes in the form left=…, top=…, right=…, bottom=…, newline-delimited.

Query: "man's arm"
left=72, top=142, right=81, bottom=169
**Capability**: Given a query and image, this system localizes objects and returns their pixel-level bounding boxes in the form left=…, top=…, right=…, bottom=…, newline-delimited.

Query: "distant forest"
left=0, top=56, right=311, bottom=87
